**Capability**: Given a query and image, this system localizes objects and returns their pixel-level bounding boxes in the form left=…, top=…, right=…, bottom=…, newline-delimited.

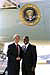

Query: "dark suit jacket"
left=7, top=43, right=22, bottom=75
left=22, top=43, right=37, bottom=71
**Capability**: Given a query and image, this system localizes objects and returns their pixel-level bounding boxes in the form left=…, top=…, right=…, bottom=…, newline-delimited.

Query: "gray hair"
left=12, top=34, right=20, bottom=41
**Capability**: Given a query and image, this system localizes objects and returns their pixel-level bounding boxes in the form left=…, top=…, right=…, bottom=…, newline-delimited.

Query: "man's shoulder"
left=32, top=45, right=36, bottom=47
left=29, top=43, right=36, bottom=47
left=8, top=43, right=15, bottom=48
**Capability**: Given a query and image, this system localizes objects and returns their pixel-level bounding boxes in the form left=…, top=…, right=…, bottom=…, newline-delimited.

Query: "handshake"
left=16, top=57, right=21, bottom=60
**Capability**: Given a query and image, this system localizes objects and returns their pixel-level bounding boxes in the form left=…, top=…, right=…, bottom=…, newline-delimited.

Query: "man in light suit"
left=22, top=36, right=37, bottom=75
left=7, top=34, right=22, bottom=75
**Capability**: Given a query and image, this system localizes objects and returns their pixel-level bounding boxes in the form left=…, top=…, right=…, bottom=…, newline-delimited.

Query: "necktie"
left=16, top=45, right=20, bottom=56
left=16, top=45, right=18, bottom=50
left=18, top=46, right=20, bottom=56
left=24, top=46, right=27, bottom=53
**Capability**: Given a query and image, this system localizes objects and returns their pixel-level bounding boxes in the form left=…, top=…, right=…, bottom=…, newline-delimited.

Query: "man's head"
left=13, top=34, right=20, bottom=44
left=23, top=36, right=29, bottom=45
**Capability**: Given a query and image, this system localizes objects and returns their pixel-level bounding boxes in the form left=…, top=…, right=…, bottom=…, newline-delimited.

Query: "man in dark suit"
left=7, top=34, right=22, bottom=75
left=22, top=36, right=37, bottom=75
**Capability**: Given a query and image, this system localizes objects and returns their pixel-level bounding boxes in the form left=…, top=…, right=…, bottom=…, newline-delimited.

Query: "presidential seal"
left=19, top=4, right=41, bottom=26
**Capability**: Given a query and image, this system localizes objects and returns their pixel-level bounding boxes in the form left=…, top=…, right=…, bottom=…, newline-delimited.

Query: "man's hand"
left=16, top=57, right=21, bottom=60
left=32, top=67, right=35, bottom=71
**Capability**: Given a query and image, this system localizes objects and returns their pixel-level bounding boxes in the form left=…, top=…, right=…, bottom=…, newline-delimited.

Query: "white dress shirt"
left=25, top=43, right=29, bottom=49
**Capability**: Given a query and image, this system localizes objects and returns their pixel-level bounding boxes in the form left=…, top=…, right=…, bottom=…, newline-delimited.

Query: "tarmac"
left=0, top=57, right=50, bottom=75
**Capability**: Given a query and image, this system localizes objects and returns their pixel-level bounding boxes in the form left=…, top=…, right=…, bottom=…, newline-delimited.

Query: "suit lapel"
left=26, top=43, right=31, bottom=52
left=13, top=43, right=18, bottom=55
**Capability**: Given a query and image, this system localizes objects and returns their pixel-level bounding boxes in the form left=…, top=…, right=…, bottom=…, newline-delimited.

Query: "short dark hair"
left=23, top=36, right=29, bottom=41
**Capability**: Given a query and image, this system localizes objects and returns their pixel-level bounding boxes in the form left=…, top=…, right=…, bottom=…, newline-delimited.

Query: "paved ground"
left=20, top=64, right=50, bottom=75
left=0, top=59, right=50, bottom=75
left=35, top=64, right=50, bottom=75
left=19, top=60, right=50, bottom=75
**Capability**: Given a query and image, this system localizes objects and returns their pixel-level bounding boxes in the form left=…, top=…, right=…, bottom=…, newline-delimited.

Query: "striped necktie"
left=16, top=45, right=20, bottom=56
left=24, top=46, right=27, bottom=53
